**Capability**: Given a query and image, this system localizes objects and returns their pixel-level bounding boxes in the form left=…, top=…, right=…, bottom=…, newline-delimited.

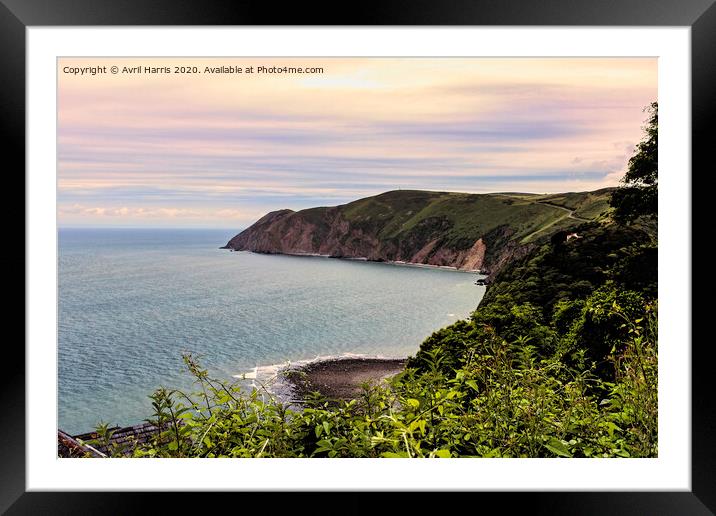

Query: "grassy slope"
left=534, top=188, right=614, bottom=221
left=332, top=189, right=613, bottom=251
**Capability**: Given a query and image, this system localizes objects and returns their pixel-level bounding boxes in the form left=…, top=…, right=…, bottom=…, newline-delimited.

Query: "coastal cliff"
left=223, top=189, right=613, bottom=278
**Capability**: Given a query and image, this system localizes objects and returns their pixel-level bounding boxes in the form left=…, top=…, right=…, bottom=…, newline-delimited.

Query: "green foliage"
left=558, top=284, right=648, bottom=379
left=400, top=216, right=658, bottom=457
left=610, top=102, right=658, bottom=224
left=83, top=422, right=119, bottom=457
left=481, top=223, right=655, bottom=317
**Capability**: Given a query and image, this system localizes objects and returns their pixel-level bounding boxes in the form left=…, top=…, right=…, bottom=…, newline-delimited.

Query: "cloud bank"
left=58, top=57, right=657, bottom=228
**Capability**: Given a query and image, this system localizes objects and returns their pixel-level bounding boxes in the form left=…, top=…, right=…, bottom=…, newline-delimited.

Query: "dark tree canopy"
left=609, top=102, right=658, bottom=224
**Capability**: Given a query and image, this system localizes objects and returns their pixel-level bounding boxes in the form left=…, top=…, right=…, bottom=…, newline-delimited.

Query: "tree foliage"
left=609, top=102, right=658, bottom=224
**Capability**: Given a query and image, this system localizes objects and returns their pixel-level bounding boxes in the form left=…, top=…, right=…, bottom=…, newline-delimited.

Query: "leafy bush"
left=558, top=284, right=648, bottom=379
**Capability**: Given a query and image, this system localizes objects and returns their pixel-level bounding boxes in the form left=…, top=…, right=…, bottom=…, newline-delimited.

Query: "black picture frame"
left=4, top=0, right=713, bottom=513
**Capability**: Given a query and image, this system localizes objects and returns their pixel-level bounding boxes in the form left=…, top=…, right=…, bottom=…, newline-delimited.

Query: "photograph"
left=56, top=56, right=659, bottom=460
left=0, top=0, right=708, bottom=504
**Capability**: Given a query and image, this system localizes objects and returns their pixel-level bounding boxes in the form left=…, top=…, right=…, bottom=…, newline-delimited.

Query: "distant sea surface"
left=59, top=228, right=486, bottom=434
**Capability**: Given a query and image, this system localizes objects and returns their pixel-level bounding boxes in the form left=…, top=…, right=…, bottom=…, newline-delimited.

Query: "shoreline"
left=226, top=249, right=487, bottom=275
left=61, top=356, right=410, bottom=440
left=281, top=356, right=408, bottom=402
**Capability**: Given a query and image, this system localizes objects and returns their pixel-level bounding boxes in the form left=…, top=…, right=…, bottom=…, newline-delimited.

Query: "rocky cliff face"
left=224, top=205, right=518, bottom=274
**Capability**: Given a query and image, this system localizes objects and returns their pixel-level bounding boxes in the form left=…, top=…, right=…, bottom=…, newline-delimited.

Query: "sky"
left=58, top=57, right=657, bottom=228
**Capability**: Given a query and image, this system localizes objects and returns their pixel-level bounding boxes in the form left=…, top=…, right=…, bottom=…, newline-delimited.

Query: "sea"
left=58, top=228, right=486, bottom=434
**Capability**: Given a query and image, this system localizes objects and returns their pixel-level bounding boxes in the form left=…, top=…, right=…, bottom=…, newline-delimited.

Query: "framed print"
left=5, top=0, right=714, bottom=513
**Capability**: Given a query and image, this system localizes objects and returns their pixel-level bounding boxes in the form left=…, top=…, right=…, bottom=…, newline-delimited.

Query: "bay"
left=58, top=228, right=485, bottom=434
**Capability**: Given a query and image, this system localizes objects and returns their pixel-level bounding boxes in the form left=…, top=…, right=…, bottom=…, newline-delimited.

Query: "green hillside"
left=337, top=188, right=613, bottom=248
left=226, top=188, right=617, bottom=275
left=534, top=188, right=615, bottom=221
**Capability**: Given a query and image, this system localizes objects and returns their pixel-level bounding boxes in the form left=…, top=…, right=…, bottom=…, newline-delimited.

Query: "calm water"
left=58, top=228, right=485, bottom=433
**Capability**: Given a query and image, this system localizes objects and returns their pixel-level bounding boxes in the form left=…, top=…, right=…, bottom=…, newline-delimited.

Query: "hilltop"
left=223, top=188, right=614, bottom=277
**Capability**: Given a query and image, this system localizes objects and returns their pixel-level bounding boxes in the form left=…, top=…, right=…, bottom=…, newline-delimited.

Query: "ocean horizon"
left=58, top=228, right=486, bottom=434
